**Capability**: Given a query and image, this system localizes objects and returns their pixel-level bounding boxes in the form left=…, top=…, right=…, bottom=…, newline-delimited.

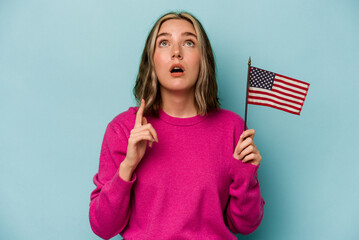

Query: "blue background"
left=1, top=0, right=358, bottom=239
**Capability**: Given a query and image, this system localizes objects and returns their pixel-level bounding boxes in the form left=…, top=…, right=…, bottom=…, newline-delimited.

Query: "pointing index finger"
left=135, top=99, right=145, bottom=128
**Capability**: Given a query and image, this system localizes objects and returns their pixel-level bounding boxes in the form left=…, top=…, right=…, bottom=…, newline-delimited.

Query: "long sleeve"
left=89, top=122, right=136, bottom=239
left=223, top=114, right=265, bottom=235
left=224, top=159, right=265, bottom=235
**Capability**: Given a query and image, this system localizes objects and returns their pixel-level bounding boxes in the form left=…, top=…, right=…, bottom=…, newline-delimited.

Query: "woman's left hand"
left=233, top=129, right=262, bottom=166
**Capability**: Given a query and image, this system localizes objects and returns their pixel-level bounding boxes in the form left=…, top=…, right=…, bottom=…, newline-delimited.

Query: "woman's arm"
left=89, top=123, right=136, bottom=239
left=89, top=100, right=158, bottom=239
left=224, top=160, right=265, bottom=235
left=224, top=129, right=265, bottom=235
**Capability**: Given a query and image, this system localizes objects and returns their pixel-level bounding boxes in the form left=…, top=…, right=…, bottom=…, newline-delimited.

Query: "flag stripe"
left=248, top=100, right=300, bottom=115
left=248, top=93, right=302, bottom=108
left=248, top=94, right=302, bottom=110
left=249, top=88, right=304, bottom=103
left=276, top=73, right=310, bottom=86
left=274, top=78, right=309, bottom=91
left=248, top=96, right=301, bottom=110
left=271, top=86, right=306, bottom=98
left=273, top=82, right=307, bottom=95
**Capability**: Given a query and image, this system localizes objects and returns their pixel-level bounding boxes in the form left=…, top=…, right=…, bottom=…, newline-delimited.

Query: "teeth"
left=171, top=66, right=183, bottom=73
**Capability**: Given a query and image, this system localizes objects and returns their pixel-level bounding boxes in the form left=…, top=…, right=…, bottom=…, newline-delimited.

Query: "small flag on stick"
left=247, top=66, right=309, bottom=115
left=243, top=58, right=310, bottom=130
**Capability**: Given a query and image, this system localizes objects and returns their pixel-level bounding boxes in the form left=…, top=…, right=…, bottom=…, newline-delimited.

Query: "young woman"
left=89, top=11, right=265, bottom=240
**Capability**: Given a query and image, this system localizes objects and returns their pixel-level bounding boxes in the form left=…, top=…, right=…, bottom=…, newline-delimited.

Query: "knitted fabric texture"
left=89, top=107, right=265, bottom=239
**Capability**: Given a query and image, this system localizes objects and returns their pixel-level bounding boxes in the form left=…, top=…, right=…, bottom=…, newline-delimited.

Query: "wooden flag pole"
left=244, top=57, right=251, bottom=131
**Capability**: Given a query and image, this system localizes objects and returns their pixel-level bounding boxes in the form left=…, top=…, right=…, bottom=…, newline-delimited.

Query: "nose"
left=171, top=44, right=183, bottom=60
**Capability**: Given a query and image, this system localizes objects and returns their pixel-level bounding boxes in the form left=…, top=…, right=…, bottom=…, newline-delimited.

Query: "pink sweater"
left=89, top=107, right=265, bottom=239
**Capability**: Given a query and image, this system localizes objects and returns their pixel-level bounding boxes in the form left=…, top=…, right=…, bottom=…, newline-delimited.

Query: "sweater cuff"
left=110, top=171, right=137, bottom=194
left=230, top=157, right=259, bottom=185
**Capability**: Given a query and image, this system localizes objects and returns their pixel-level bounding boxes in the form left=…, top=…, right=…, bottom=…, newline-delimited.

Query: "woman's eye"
left=185, top=40, right=194, bottom=47
left=159, top=41, right=168, bottom=47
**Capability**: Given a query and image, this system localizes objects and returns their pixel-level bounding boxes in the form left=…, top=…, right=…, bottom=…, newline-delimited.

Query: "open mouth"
left=170, top=64, right=185, bottom=77
left=170, top=67, right=184, bottom=73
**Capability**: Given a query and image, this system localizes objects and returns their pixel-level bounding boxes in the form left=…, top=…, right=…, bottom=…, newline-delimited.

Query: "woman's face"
left=153, top=19, right=201, bottom=95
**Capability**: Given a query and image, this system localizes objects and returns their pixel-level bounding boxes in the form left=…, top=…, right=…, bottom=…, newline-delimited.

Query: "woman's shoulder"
left=208, top=108, right=245, bottom=134
left=108, top=106, right=139, bottom=130
left=209, top=108, right=244, bottom=124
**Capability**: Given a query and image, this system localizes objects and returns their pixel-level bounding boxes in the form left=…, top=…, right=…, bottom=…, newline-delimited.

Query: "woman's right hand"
left=123, top=99, right=158, bottom=170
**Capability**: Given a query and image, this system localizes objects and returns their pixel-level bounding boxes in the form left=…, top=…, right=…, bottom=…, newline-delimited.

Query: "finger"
left=233, top=152, right=240, bottom=160
left=130, top=134, right=155, bottom=145
left=131, top=123, right=158, bottom=142
left=131, top=131, right=155, bottom=142
left=238, top=145, right=256, bottom=160
left=142, top=118, right=158, bottom=142
left=135, top=99, right=145, bottom=128
left=234, top=136, right=251, bottom=155
left=236, top=137, right=253, bottom=156
left=234, top=133, right=246, bottom=155
left=244, top=159, right=260, bottom=166
left=147, top=123, right=159, bottom=142
left=234, top=129, right=255, bottom=154
left=241, top=153, right=256, bottom=163
left=243, top=151, right=262, bottom=165
left=240, top=129, right=255, bottom=140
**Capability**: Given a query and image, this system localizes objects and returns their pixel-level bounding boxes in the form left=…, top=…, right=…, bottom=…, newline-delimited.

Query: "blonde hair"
left=133, top=11, right=220, bottom=117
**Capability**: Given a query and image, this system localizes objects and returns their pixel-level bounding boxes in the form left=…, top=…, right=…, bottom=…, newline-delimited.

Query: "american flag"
left=248, top=66, right=310, bottom=115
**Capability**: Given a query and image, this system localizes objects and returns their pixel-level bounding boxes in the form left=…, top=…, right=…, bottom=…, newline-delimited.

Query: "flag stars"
left=250, top=67, right=275, bottom=90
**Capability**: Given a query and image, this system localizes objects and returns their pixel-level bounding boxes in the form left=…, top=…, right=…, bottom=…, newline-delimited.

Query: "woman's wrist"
left=119, top=159, right=136, bottom=182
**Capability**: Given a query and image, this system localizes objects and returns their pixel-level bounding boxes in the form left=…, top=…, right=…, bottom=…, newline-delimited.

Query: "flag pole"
left=244, top=57, right=251, bottom=131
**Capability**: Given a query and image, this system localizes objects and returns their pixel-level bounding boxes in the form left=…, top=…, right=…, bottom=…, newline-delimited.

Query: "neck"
left=160, top=88, right=198, bottom=118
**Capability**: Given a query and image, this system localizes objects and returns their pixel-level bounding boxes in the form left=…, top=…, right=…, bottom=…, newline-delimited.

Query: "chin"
left=160, top=84, right=195, bottom=94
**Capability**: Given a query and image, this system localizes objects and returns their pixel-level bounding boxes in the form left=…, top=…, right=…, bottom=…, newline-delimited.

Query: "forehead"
left=158, top=19, right=196, bottom=35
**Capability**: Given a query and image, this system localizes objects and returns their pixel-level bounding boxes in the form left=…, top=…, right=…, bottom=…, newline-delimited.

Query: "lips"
left=170, top=64, right=185, bottom=73
left=170, top=63, right=185, bottom=77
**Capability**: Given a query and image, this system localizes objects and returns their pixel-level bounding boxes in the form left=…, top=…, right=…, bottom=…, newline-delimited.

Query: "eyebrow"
left=156, top=32, right=198, bottom=39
